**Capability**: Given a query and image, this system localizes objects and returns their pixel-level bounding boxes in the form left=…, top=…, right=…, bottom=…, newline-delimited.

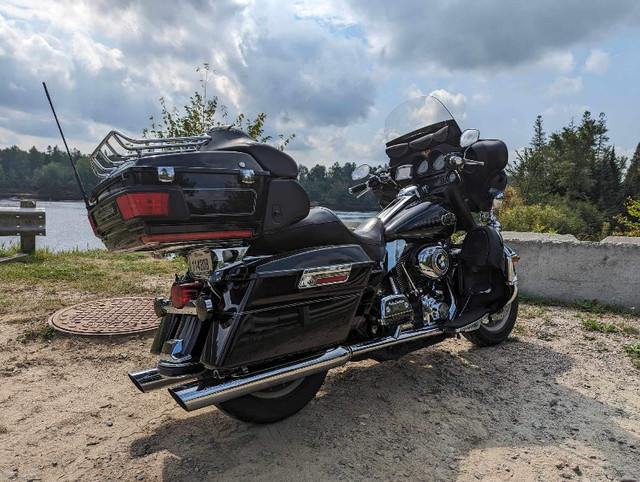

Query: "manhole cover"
left=48, top=297, right=160, bottom=335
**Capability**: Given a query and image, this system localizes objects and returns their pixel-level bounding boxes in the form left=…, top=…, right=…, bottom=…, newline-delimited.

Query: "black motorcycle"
left=85, top=95, right=518, bottom=423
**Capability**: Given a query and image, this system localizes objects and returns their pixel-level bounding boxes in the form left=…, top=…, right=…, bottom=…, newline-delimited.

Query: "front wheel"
left=215, top=371, right=328, bottom=423
left=463, top=296, right=519, bottom=347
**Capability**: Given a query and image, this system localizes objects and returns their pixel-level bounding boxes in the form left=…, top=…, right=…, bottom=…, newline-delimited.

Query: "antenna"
left=42, top=82, right=91, bottom=209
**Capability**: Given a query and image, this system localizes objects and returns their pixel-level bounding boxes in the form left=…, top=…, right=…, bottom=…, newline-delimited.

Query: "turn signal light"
left=512, top=255, right=520, bottom=262
left=170, top=282, right=202, bottom=309
left=117, top=193, right=170, bottom=220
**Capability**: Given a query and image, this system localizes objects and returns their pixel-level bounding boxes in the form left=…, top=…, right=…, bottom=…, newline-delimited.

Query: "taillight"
left=141, top=230, right=253, bottom=244
left=116, top=193, right=169, bottom=220
left=170, top=282, right=202, bottom=309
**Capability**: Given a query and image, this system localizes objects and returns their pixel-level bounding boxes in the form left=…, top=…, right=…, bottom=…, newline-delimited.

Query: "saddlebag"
left=152, top=245, right=375, bottom=371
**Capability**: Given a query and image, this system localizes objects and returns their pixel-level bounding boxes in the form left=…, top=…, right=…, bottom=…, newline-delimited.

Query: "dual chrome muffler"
left=129, top=323, right=446, bottom=412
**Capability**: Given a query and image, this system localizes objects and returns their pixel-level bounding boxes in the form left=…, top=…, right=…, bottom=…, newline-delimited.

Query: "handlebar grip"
left=349, top=182, right=369, bottom=195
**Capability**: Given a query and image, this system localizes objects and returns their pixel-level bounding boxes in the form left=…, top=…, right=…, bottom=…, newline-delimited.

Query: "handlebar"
left=348, top=182, right=369, bottom=195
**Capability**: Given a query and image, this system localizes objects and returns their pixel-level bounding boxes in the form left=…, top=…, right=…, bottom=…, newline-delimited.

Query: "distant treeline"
left=0, top=146, right=98, bottom=199
left=0, top=145, right=379, bottom=209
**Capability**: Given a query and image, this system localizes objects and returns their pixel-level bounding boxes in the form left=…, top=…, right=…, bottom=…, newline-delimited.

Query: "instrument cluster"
left=394, top=149, right=450, bottom=182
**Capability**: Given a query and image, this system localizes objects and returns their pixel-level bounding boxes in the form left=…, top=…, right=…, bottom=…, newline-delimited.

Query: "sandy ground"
left=1, top=301, right=639, bottom=481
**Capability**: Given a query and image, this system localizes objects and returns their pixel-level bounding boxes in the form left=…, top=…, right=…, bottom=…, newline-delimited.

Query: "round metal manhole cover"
left=48, top=297, right=160, bottom=335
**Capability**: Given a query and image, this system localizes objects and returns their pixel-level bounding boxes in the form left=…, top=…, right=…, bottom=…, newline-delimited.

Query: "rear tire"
left=215, top=371, right=327, bottom=423
left=463, top=296, right=519, bottom=347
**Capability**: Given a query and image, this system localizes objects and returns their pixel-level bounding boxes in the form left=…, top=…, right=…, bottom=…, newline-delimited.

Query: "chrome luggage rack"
left=89, top=130, right=211, bottom=178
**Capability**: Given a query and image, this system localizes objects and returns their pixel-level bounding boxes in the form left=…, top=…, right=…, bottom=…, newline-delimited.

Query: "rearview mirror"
left=351, top=164, right=371, bottom=181
left=460, top=128, right=480, bottom=148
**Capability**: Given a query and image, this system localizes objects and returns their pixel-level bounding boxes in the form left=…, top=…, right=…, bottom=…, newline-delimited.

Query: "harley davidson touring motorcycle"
left=84, top=95, right=518, bottom=423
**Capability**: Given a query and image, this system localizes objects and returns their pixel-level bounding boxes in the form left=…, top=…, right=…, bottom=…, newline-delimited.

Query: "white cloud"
left=584, top=49, right=611, bottom=74
left=545, top=76, right=583, bottom=97
left=428, top=90, right=467, bottom=122
left=534, top=50, right=576, bottom=74
left=542, top=103, right=590, bottom=117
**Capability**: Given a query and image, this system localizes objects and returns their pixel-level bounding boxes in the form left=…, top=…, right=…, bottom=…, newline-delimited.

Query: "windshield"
left=384, top=95, right=457, bottom=144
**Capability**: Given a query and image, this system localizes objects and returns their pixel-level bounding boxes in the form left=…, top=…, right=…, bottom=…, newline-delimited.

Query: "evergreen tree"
left=623, top=143, right=640, bottom=199
left=531, top=115, right=546, bottom=150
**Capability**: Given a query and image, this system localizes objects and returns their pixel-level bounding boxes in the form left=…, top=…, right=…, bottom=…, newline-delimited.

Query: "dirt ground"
left=1, top=300, right=639, bottom=481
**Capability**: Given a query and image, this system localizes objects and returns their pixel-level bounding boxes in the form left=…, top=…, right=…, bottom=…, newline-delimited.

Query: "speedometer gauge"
left=417, top=159, right=429, bottom=175
left=433, top=154, right=446, bottom=170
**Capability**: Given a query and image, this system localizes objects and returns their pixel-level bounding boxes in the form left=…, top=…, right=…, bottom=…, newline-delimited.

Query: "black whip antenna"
left=42, top=82, right=91, bottom=209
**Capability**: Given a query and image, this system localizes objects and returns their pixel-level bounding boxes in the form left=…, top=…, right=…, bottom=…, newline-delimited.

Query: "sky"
left=1, top=0, right=639, bottom=168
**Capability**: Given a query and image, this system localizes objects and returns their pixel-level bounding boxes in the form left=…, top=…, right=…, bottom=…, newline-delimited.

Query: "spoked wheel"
left=463, top=295, right=519, bottom=347
left=215, top=371, right=328, bottom=424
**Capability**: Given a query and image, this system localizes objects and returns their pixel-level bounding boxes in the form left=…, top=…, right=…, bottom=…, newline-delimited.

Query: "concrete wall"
left=502, top=232, right=640, bottom=309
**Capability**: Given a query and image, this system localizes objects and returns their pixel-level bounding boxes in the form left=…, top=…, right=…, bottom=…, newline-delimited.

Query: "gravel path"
left=1, top=302, right=639, bottom=481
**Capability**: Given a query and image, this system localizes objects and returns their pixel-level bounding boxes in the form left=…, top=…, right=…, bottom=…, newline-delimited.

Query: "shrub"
left=614, top=197, right=640, bottom=237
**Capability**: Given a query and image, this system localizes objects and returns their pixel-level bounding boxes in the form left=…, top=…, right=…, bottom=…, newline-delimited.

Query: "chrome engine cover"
left=380, top=294, right=413, bottom=326
left=417, top=246, right=449, bottom=279
left=421, top=296, right=450, bottom=324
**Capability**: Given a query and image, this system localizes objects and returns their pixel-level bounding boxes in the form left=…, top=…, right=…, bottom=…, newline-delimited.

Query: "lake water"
left=0, top=199, right=377, bottom=252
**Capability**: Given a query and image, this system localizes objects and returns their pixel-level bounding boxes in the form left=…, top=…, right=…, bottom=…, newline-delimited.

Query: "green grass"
left=0, top=248, right=187, bottom=326
left=520, top=294, right=637, bottom=317
left=624, top=343, right=640, bottom=359
left=21, top=323, right=56, bottom=342
left=0, top=249, right=186, bottom=295
left=580, top=316, right=618, bottom=333
left=624, top=343, right=640, bottom=369
left=620, top=323, right=640, bottom=335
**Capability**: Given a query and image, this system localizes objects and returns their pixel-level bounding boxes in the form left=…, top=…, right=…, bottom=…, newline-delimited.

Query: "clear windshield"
left=384, top=95, right=456, bottom=143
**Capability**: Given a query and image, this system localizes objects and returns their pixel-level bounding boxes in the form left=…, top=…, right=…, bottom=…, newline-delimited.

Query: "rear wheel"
left=463, top=296, right=519, bottom=347
left=215, top=371, right=328, bottom=423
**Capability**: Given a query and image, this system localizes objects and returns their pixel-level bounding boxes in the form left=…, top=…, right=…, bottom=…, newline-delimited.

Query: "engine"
left=374, top=243, right=454, bottom=333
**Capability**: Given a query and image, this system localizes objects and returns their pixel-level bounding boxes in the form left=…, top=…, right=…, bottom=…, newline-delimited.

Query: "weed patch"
left=580, top=316, right=618, bottom=333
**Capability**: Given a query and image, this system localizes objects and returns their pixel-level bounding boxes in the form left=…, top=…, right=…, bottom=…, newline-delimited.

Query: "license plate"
left=188, top=249, right=214, bottom=278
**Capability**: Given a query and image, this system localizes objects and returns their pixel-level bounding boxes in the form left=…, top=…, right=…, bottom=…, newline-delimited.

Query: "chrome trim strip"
left=298, top=264, right=352, bottom=289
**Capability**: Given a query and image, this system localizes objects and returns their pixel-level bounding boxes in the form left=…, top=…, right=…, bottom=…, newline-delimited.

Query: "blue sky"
left=0, top=0, right=639, bottom=168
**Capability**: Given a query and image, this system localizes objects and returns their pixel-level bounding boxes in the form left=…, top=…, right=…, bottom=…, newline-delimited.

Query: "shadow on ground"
left=131, top=340, right=640, bottom=481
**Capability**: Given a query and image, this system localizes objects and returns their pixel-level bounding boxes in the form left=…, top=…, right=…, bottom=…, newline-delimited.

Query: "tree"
left=531, top=115, right=546, bottom=150
left=144, top=63, right=295, bottom=150
left=623, top=143, right=640, bottom=200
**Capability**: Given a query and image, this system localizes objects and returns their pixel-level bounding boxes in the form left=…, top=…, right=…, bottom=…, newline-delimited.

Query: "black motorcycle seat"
left=201, top=126, right=298, bottom=179
left=249, top=207, right=386, bottom=262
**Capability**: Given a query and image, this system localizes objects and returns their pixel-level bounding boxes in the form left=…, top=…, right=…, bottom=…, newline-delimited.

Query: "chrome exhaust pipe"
left=169, top=347, right=351, bottom=411
left=169, top=324, right=444, bottom=411
left=128, top=367, right=199, bottom=393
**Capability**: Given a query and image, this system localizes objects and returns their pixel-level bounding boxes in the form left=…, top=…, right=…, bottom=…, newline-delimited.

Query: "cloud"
left=584, top=49, right=611, bottom=74
left=428, top=90, right=467, bottom=122
left=545, top=76, right=584, bottom=97
left=0, top=0, right=375, bottom=153
left=331, top=0, right=639, bottom=72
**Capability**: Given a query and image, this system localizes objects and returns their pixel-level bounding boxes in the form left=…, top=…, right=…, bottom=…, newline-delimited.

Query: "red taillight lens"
left=141, top=230, right=253, bottom=244
left=116, top=193, right=170, bottom=220
left=88, top=215, right=98, bottom=236
left=170, top=282, right=202, bottom=309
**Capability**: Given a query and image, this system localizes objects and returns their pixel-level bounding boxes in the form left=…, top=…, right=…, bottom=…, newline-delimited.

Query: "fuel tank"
left=384, top=200, right=456, bottom=241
